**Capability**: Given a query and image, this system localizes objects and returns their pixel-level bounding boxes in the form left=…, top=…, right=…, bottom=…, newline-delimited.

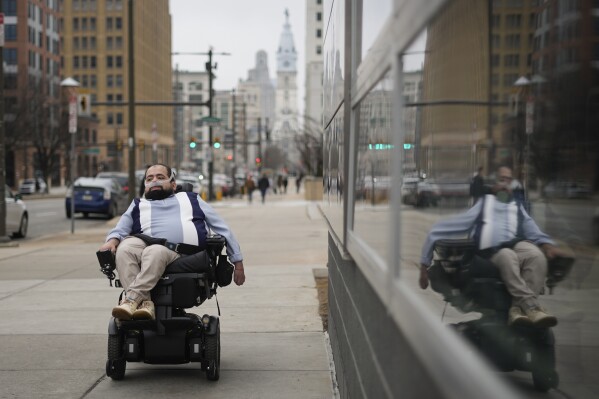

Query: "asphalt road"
left=18, top=197, right=113, bottom=241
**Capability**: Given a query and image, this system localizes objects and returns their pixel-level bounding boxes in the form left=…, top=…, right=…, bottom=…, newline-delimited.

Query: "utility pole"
left=0, top=3, right=10, bottom=243
left=207, top=48, right=215, bottom=200
left=127, top=0, right=136, bottom=203
left=172, top=49, right=230, bottom=201
left=257, top=117, right=262, bottom=171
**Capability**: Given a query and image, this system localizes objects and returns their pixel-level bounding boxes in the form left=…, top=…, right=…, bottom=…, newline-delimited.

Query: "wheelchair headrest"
left=176, top=182, right=194, bottom=193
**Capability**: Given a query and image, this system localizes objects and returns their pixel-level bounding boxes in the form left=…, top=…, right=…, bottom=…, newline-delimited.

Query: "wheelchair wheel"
left=532, top=369, right=559, bottom=392
left=106, top=334, right=126, bottom=380
left=205, top=324, right=220, bottom=381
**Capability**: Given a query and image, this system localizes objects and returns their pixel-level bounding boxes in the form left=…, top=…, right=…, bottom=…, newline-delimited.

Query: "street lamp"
left=61, top=77, right=80, bottom=234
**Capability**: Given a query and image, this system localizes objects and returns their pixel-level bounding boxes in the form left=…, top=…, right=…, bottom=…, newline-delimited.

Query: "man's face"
left=495, top=167, right=514, bottom=202
left=144, top=165, right=176, bottom=199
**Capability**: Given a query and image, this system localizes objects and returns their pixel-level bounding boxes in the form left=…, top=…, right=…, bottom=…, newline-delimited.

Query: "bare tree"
left=5, top=79, right=69, bottom=185
left=293, top=115, right=323, bottom=176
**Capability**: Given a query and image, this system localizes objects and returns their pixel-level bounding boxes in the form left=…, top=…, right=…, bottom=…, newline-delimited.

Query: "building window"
left=504, top=54, right=520, bottom=67
left=107, top=112, right=114, bottom=125
left=115, top=36, right=123, bottom=49
left=3, top=0, right=17, bottom=16
left=115, top=17, right=122, bottom=30
left=106, top=37, right=113, bottom=50
left=3, top=48, right=17, bottom=65
left=82, top=37, right=88, bottom=49
left=90, top=56, right=97, bottom=68
left=316, top=28, right=322, bottom=38
left=316, top=12, right=322, bottom=21
left=90, top=37, right=97, bottom=50
left=90, top=75, right=97, bottom=88
left=115, top=74, right=123, bottom=87
left=106, top=17, right=113, bottom=30
left=505, top=34, right=520, bottom=49
left=73, top=17, right=79, bottom=31
left=506, top=14, right=522, bottom=28
left=316, top=45, right=322, bottom=55
left=73, top=56, right=80, bottom=68
left=107, top=56, right=113, bottom=68
left=5, top=25, right=17, bottom=41
left=107, top=75, right=114, bottom=87
left=73, top=37, right=80, bottom=50
left=116, top=113, right=123, bottom=125
left=115, top=56, right=123, bottom=68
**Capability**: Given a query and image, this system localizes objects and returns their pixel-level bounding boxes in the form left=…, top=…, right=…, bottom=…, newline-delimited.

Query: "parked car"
left=213, top=173, right=234, bottom=197
left=19, top=178, right=47, bottom=195
left=65, top=177, right=128, bottom=219
left=401, top=178, right=441, bottom=207
left=4, top=185, right=28, bottom=238
left=96, top=171, right=134, bottom=196
left=543, top=181, right=592, bottom=199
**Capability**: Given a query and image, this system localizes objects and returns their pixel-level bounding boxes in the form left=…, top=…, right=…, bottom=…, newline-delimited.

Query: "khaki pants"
left=491, top=241, right=548, bottom=309
left=115, top=237, right=180, bottom=303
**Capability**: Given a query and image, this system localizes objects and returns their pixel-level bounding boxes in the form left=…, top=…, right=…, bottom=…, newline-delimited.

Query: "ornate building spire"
left=277, top=8, right=297, bottom=72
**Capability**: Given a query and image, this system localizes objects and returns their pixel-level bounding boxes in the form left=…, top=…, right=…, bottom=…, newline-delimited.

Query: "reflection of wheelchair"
left=428, top=239, right=574, bottom=392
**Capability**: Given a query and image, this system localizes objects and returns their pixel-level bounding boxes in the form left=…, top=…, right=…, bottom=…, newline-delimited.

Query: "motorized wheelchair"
left=97, top=184, right=232, bottom=381
left=428, top=239, right=574, bottom=392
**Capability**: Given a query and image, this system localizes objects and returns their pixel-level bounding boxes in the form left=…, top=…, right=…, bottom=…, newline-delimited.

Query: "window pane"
left=353, top=71, right=393, bottom=258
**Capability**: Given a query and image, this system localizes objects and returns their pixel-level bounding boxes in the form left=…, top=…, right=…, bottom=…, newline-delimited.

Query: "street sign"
left=0, top=13, right=5, bottom=46
left=200, top=116, right=222, bottom=127
left=77, top=94, right=91, bottom=116
left=525, top=98, right=534, bottom=135
left=68, top=95, right=78, bottom=133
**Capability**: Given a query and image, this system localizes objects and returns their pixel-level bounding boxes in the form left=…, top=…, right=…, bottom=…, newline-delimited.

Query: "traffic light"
left=189, top=137, right=197, bottom=149
left=255, top=157, right=262, bottom=166
left=226, top=154, right=233, bottom=161
left=213, top=137, right=221, bottom=149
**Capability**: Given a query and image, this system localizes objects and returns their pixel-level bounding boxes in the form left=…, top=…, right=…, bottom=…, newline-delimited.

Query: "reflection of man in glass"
left=419, top=166, right=568, bottom=327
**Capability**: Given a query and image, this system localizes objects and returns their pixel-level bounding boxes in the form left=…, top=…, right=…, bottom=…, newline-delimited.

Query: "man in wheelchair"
left=418, top=166, right=569, bottom=328
left=98, top=163, right=245, bottom=321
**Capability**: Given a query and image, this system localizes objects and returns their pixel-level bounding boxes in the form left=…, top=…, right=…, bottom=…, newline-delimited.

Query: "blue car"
left=65, top=177, right=128, bottom=219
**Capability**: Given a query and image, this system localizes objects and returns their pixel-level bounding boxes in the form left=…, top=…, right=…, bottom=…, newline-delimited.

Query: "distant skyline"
left=170, top=0, right=306, bottom=114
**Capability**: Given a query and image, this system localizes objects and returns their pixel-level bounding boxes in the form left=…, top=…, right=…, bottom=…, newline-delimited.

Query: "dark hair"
left=144, top=163, right=174, bottom=181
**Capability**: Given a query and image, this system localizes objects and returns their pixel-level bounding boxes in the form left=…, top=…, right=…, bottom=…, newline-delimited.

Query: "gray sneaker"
left=524, top=307, right=558, bottom=328
left=508, top=306, right=532, bottom=327
left=132, top=300, right=155, bottom=320
left=112, top=299, right=138, bottom=320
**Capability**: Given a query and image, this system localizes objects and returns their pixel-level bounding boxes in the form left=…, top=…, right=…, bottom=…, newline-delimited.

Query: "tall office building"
left=304, top=0, right=324, bottom=132
left=237, top=50, right=275, bottom=170
left=3, top=0, right=62, bottom=187
left=272, top=9, right=300, bottom=168
left=61, top=0, right=173, bottom=172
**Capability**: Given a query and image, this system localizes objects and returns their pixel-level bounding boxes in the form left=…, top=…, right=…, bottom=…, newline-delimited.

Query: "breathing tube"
left=144, top=169, right=176, bottom=188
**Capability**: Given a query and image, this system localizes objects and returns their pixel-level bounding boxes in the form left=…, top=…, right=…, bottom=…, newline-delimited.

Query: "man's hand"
left=233, top=261, right=245, bottom=286
left=419, top=264, right=429, bottom=290
left=541, top=244, right=568, bottom=260
left=99, top=238, right=119, bottom=254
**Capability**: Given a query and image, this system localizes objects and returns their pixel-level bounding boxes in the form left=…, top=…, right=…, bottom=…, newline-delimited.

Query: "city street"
left=0, top=192, right=334, bottom=399
left=18, top=197, right=112, bottom=241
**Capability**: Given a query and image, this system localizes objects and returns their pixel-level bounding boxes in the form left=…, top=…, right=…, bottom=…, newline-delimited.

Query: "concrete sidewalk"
left=0, top=190, right=334, bottom=398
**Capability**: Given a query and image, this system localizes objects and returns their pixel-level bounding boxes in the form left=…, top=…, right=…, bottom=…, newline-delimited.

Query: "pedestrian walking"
left=296, top=172, right=304, bottom=194
left=258, top=174, right=270, bottom=204
left=283, top=175, right=288, bottom=194
left=277, top=175, right=283, bottom=195
left=245, top=175, right=256, bottom=204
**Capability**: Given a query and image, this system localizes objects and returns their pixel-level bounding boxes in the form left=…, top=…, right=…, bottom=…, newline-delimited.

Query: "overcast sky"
left=170, top=0, right=306, bottom=110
